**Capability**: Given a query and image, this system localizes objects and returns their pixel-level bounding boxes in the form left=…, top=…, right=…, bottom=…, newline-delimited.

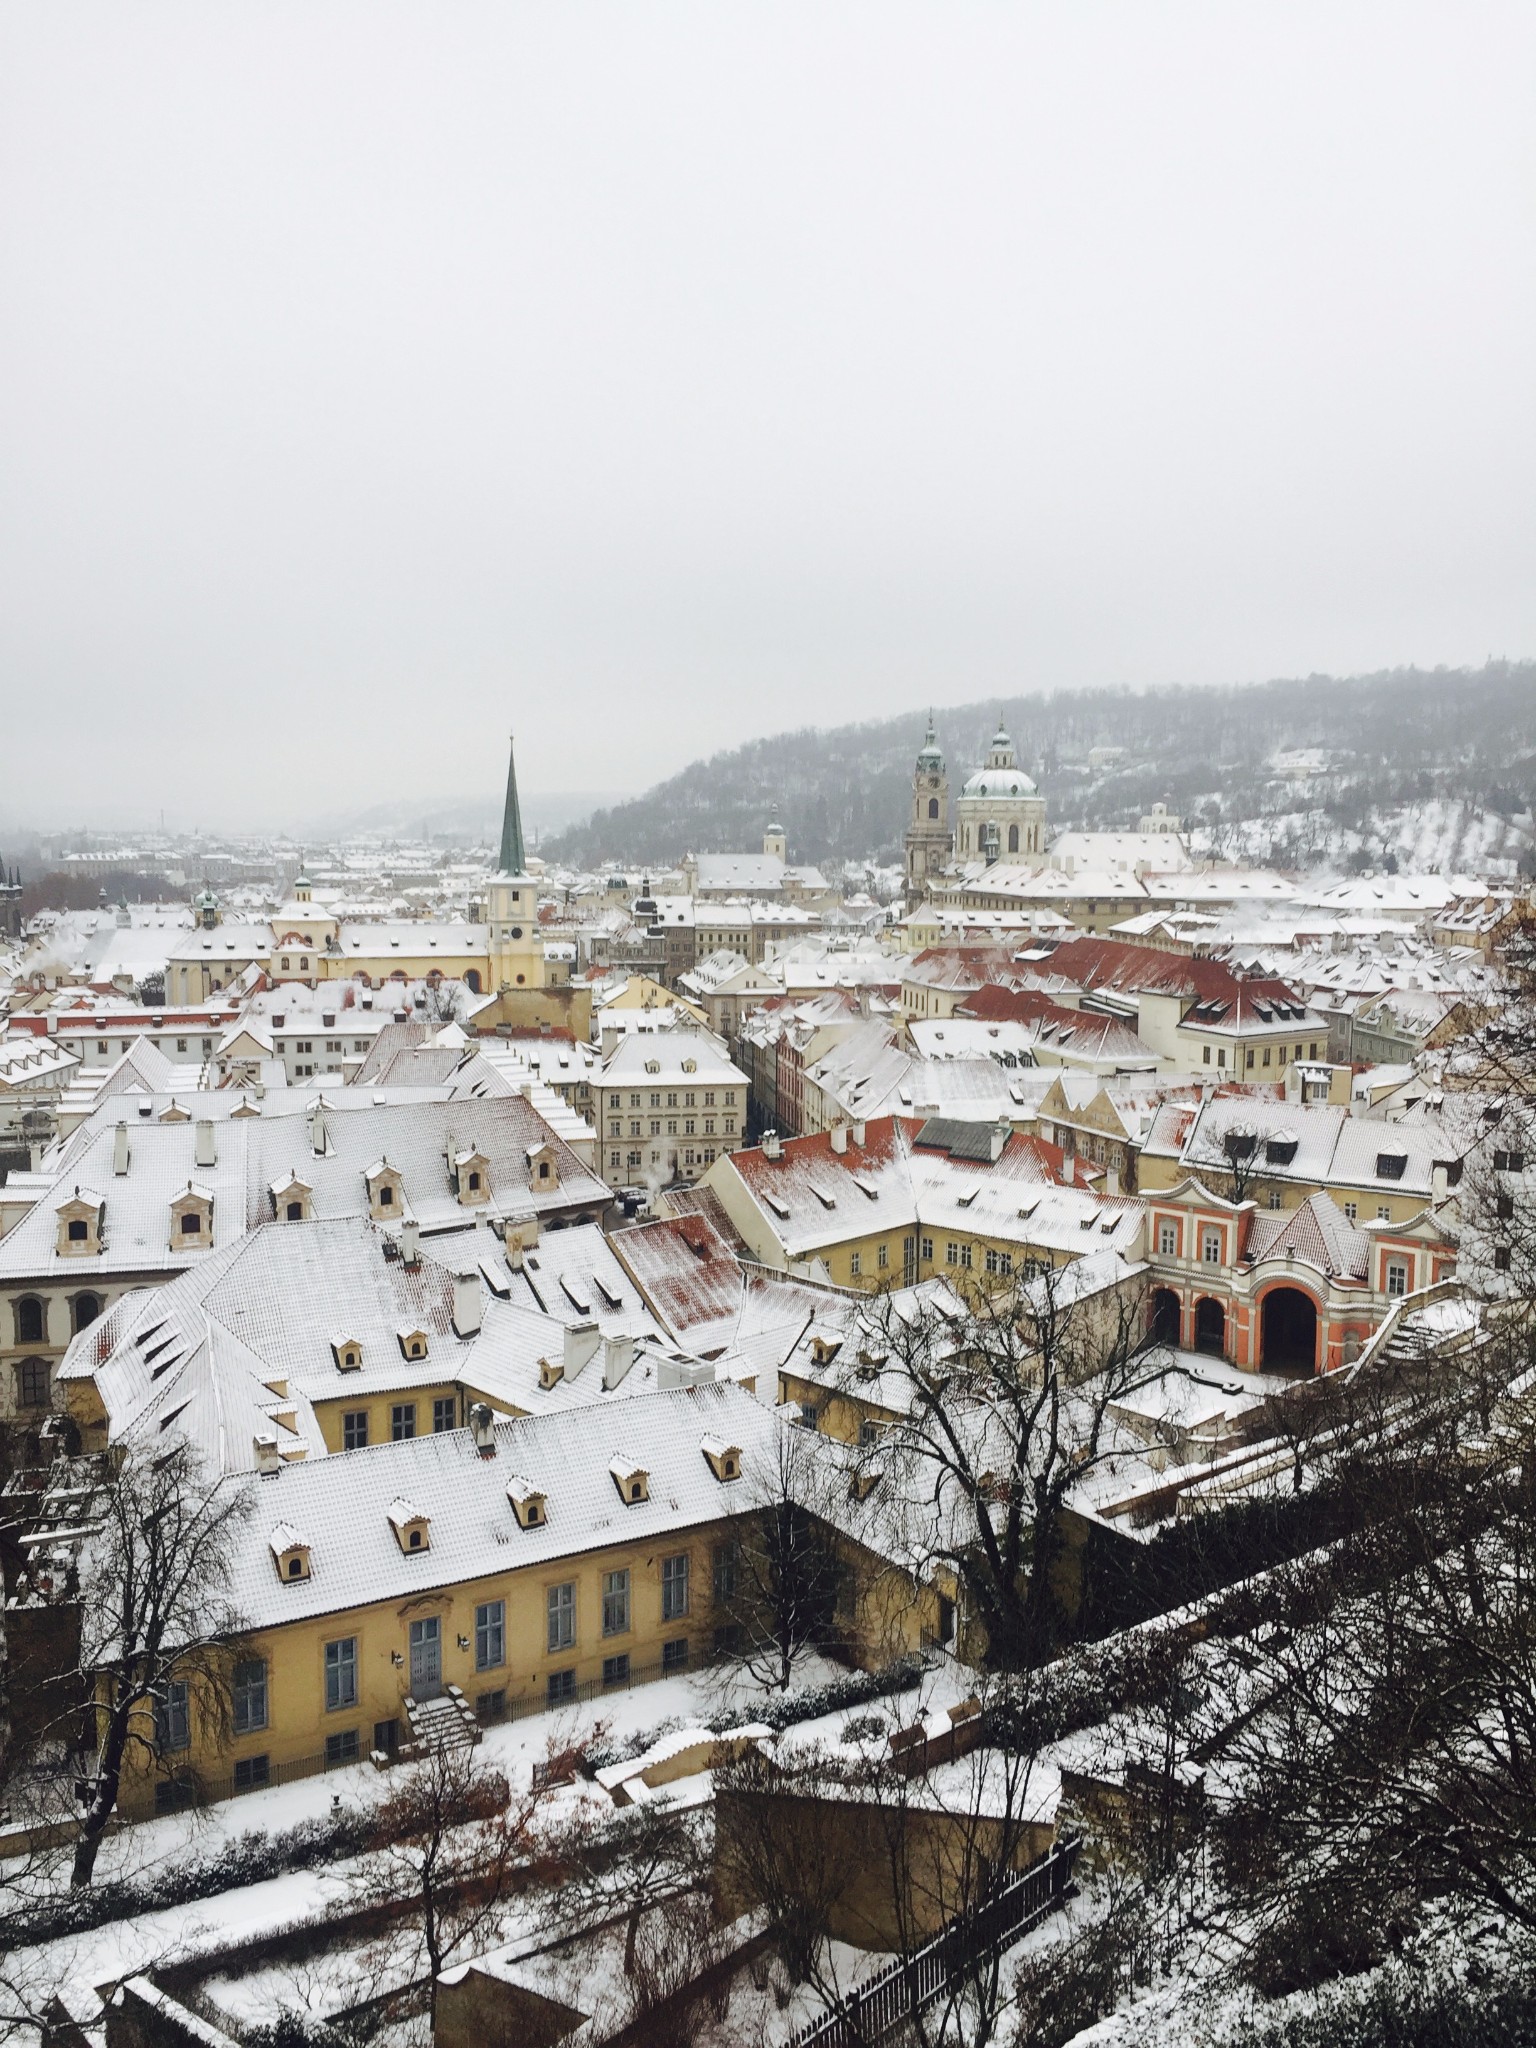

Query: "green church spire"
left=498, top=732, right=527, bottom=876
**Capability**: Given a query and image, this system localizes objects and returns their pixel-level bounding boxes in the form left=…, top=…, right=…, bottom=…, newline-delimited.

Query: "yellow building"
left=1136, top=1093, right=1457, bottom=1228
left=701, top=1116, right=1144, bottom=1296
left=83, top=1384, right=935, bottom=1816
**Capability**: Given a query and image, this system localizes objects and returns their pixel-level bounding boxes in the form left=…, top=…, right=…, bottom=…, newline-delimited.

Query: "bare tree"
left=713, top=1740, right=865, bottom=2006
left=351, top=1738, right=542, bottom=2021
left=854, top=1262, right=1148, bottom=1669
left=1217, top=1123, right=1265, bottom=1207
left=713, top=1421, right=843, bottom=1692
left=69, top=1439, right=252, bottom=1886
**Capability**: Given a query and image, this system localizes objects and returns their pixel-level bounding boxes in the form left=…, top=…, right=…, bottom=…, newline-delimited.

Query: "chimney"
left=112, top=1121, right=130, bottom=1176
left=1432, top=1163, right=1450, bottom=1201
left=253, top=1433, right=280, bottom=1477
left=563, top=1319, right=601, bottom=1379
left=469, top=1400, right=496, bottom=1454
left=1105, top=1165, right=1120, bottom=1197
left=830, top=1123, right=849, bottom=1155
left=989, top=1120, right=1009, bottom=1163
left=763, top=1130, right=782, bottom=1161
left=452, top=1271, right=482, bottom=1338
left=602, top=1333, right=634, bottom=1390
left=400, top=1217, right=420, bottom=1267
left=310, top=1099, right=327, bottom=1155
left=852, top=1120, right=866, bottom=1146
left=195, top=1119, right=216, bottom=1167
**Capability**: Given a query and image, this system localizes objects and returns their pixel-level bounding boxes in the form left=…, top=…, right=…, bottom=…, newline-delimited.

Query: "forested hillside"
left=543, top=662, right=1536, bottom=874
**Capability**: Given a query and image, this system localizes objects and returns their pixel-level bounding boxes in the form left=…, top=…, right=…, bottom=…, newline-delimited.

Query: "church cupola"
left=763, top=817, right=786, bottom=862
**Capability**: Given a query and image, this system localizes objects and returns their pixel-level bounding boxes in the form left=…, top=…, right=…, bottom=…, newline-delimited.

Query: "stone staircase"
left=401, top=1685, right=481, bottom=1762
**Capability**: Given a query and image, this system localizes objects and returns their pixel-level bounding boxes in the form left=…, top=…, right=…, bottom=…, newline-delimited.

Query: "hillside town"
left=2, top=721, right=1534, bottom=2046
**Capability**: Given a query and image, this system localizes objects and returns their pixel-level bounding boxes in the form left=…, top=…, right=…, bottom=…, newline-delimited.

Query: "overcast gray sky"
left=2, top=2, right=1533, bottom=830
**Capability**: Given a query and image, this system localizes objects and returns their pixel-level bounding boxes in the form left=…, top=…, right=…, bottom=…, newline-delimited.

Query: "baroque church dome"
left=960, top=725, right=1036, bottom=798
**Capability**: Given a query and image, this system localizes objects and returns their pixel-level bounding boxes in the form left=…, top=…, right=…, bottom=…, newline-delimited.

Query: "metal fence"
left=786, top=1835, right=1082, bottom=2048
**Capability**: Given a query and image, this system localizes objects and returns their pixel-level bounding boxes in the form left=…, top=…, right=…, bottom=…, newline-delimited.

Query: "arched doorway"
left=1194, top=1297, right=1226, bottom=1357
left=1262, top=1287, right=1318, bottom=1372
left=1149, top=1288, right=1180, bottom=1346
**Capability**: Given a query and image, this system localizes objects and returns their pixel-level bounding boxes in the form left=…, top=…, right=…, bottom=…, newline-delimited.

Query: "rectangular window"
left=602, top=1653, right=630, bottom=1688
left=325, top=1730, right=360, bottom=1767
left=374, top=1718, right=401, bottom=1756
left=1495, top=1245, right=1513, bottom=1272
left=661, top=1552, right=690, bottom=1621
left=1385, top=1259, right=1408, bottom=1298
left=342, top=1410, right=368, bottom=1451
left=877, top=1242, right=888, bottom=1269
left=547, top=1581, right=576, bottom=1653
left=959, top=1243, right=973, bottom=1270
left=476, top=1688, right=506, bottom=1722
left=1202, top=1045, right=1211, bottom=1065
left=920, top=1235, right=934, bottom=1262
left=232, top=1658, right=268, bottom=1735
left=1263, top=1047, right=1272, bottom=1067
left=1202, top=1228, right=1222, bottom=1264
left=432, top=1396, right=456, bottom=1434
left=714, top=1622, right=742, bottom=1656
left=325, top=1636, right=358, bottom=1711
left=713, top=1542, right=737, bottom=1604
left=1343, top=1201, right=1357, bottom=1222
left=984, top=1247, right=1000, bottom=1274
left=475, top=1599, right=505, bottom=1671
left=1377, top=1204, right=1391, bottom=1221
left=391, top=1403, right=416, bottom=1441
left=547, top=1669, right=576, bottom=1706
left=602, top=1568, right=630, bottom=1636
left=156, top=1678, right=191, bottom=1753
left=1157, top=1221, right=1177, bottom=1256
left=849, top=1251, right=861, bottom=1277
left=662, top=1637, right=689, bottom=1672
left=1245, top=1049, right=1254, bottom=1069
left=233, top=1754, right=270, bottom=1792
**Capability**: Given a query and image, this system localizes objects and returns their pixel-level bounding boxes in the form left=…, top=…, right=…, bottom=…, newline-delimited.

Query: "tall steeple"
left=498, top=733, right=528, bottom=877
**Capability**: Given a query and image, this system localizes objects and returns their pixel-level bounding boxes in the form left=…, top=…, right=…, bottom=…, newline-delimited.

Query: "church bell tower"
left=904, top=717, right=952, bottom=909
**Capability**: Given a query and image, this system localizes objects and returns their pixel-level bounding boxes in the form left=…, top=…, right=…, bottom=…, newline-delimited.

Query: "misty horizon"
left=3, top=3, right=1533, bottom=827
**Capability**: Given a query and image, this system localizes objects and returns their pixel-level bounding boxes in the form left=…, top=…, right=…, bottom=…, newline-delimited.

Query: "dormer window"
left=610, top=1457, right=649, bottom=1505
left=170, top=1183, right=213, bottom=1251
left=507, top=1477, right=547, bottom=1529
left=526, top=1142, right=561, bottom=1193
left=55, top=1188, right=104, bottom=1258
left=397, top=1327, right=429, bottom=1361
left=271, top=1173, right=313, bottom=1223
left=331, top=1337, right=363, bottom=1372
left=645, top=1059, right=660, bottom=1075
left=453, top=1147, right=491, bottom=1206
left=387, top=1498, right=431, bottom=1553
left=700, top=1434, right=741, bottom=1482
left=269, top=1522, right=312, bottom=1582
left=365, top=1160, right=404, bottom=1220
